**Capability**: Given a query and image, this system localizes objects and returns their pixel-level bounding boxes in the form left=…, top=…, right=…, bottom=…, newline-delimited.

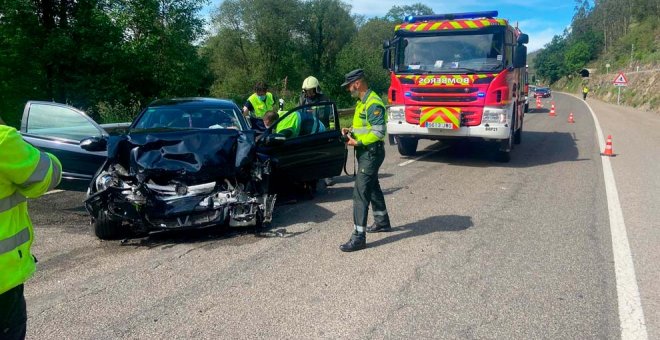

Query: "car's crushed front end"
left=85, top=128, right=276, bottom=237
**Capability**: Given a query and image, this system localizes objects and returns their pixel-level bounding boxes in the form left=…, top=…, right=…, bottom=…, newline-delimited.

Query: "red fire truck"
left=382, top=11, right=529, bottom=162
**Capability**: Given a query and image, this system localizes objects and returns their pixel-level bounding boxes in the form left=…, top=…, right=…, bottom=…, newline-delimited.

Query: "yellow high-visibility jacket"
left=0, top=125, right=61, bottom=294
left=247, top=93, right=275, bottom=118
left=353, top=90, right=387, bottom=146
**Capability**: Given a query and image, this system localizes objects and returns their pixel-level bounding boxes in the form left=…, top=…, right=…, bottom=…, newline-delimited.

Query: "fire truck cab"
left=383, top=11, right=529, bottom=162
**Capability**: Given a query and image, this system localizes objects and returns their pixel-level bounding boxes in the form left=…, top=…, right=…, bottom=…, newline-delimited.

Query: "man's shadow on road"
left=368, top=215, right=472, bottom=249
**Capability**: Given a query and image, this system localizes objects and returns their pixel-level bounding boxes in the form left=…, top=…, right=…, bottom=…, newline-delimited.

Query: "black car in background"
left=19, top=101, right=130, bottom=190
left=67, top=98, right=346, bottom=239
left=534, top=87, right=552, bottom=98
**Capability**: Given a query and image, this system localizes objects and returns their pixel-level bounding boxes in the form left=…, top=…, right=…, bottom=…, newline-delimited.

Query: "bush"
left=95, top=100, right=142, bottom=124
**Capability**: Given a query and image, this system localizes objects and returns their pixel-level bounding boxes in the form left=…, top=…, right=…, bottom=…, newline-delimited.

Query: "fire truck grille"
left=405, top=108, right=482, bottom=127
left=413, top=87, right=479, bottom=94
left=410, top=96, right=476, bottom=102
left=408, top=87, right=479, bottom=103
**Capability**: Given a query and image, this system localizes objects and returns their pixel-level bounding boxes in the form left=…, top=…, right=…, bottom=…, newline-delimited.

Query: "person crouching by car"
left=1, top=118, right=62, bottom=340
left=243, top=81, right=275, bottom=131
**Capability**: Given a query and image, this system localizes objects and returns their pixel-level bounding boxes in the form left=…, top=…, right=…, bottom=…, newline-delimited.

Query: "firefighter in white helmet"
left=300, top=76, right=335, bottom=187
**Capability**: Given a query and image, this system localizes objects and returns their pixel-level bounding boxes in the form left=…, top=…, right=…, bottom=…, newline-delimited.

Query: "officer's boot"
left=339, top=231, right=366, bottom=252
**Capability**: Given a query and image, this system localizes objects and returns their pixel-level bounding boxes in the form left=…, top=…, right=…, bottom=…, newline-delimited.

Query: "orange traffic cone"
left=549, top=102, right=556, bottom=117
left=568, top=112, right=575, bottom=123
left=536, top=97, right=541, bottom=109
left=602, top=135, right=614, bottom=156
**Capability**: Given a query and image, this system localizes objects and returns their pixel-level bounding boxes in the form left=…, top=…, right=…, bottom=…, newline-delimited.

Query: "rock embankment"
left=556, top=67, right=659, bottom=114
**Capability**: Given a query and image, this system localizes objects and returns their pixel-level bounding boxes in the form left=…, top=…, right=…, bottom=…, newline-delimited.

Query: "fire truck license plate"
left=425, top=122, right=454, bottom=129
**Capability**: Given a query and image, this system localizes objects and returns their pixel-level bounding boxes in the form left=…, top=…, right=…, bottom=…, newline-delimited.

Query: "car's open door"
left=19, top=101, right=108, bottom=190
left=258, top=101, right=347, bottom=184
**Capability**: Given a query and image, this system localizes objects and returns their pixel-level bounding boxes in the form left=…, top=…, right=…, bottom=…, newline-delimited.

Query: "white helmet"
left=302, top=76, right=320, bottom=90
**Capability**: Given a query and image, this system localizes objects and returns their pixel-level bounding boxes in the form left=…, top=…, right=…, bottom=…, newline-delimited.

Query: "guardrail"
left=338, top=108, right=353, bottom=116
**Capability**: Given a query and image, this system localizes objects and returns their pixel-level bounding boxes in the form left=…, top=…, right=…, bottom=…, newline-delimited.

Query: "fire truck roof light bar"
left=405, top=11, right=499, bottom=23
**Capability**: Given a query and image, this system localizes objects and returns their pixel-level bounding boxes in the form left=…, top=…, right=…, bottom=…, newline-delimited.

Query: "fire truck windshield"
left=395, top=32, right=505, bottom=74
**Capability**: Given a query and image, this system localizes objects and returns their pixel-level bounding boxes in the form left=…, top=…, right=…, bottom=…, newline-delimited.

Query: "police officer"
left=243, top=81, right=275, bottom=131
left=0, top=119, right=62, bottom=339
left=339, top=69, right=392, bottom=252
left=582, top=85, right=589, bottom=100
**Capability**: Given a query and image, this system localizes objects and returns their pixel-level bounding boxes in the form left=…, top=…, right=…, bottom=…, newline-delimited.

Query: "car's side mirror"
left=80, top=136, right=107, bottom=152
left=263, top=133, right=286, bottom=147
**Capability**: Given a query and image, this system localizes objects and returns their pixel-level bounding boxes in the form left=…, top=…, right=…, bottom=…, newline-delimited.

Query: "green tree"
left=384, top=3, right=433, bottom=22
left=301, top=0, right=355, bottom=80
left=564, top=41, right=591, bottom=72
left=333, top=18, right=393, bottom=106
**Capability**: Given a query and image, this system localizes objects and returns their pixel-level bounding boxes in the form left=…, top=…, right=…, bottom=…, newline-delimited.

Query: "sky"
left=207, top=0, right=576, bottom=52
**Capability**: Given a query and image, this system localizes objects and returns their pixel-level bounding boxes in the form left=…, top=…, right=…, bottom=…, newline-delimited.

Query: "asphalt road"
left=23, top=93, right=658, bottom=339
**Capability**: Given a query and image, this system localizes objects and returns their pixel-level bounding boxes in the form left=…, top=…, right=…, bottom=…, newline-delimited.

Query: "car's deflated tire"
left=397, top=137, right=418, bottom=156
left=94, top=210, right=124, bottom=240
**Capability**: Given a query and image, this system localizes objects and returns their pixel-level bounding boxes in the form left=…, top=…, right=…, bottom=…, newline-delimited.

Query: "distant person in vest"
left=339, top=69, right=392, bottom=252
left=0, top=116, right=62, bottom=340
left=243, top=81, right=275, bottom=131
left=582, top=85, right=589, bottom=100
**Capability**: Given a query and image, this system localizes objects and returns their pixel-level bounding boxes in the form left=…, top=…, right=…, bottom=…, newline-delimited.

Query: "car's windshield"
left=133, top=106, right=244, bottom=130
left=396, top=31, right=505, bottom=74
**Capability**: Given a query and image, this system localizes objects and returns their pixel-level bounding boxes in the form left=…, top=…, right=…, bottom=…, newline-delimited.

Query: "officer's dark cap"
left=341, top=69, right=365, bottom=87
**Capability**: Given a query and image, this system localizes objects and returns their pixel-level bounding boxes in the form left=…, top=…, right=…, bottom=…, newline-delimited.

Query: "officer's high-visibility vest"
left=247, top=93, right=274, bottom=118
left=0, top=126, right=62, bottom=294
left=353, top=90, right=387, bottom=146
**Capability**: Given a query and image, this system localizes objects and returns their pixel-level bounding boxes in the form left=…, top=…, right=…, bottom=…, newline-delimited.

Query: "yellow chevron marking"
left=440, top=108, right=461, bottom=127
left=419, top=107, right=441, bottom=125
left=466, top=21, right=479, bottom=28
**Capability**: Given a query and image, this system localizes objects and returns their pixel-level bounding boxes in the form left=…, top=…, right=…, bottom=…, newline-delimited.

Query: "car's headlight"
left=482, top=107, right=508, bottom=124
left=388, top=106, right=405, bottom=120
left=95, top=174, right=116, bottom=191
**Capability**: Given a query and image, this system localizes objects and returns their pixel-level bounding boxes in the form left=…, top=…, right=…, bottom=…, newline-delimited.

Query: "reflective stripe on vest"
left=0, top=227, right=30, bottom=254
left=353, top=91, right=387, bottom=144
left=0, top=191, right=26, bottom=214
left=48, top=157, right=62, bottom=191
left=20, top=152, right=51, bottom=188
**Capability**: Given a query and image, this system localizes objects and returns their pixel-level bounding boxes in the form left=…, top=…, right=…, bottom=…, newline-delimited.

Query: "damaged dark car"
left=78, top=98, right=346, bottom=239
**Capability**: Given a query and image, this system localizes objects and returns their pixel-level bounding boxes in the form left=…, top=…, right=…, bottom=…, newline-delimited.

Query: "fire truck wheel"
left=397, top=137, right=418, bottom=156
left=496, top=124, right=514, bottom=163
left=514, top=121, right=522, bottom=145
left=496, top=148, right=511, bottom=163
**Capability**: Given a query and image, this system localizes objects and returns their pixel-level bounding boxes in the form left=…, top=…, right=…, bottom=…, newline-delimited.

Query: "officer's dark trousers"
left=353, top=142, right=390, bottom=229
left=0, top=284, right=27, bottom=340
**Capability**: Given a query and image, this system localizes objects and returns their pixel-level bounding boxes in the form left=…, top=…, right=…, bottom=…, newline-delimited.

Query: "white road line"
left=44, top=189, right=64, bottom=195
left=397, top=146, right=448, bottom=167
left=585, top=99, right=648, bottom=340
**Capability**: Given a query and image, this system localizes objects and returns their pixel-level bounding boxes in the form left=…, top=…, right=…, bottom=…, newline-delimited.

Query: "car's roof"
left=148, top=97, right=238, bottom=108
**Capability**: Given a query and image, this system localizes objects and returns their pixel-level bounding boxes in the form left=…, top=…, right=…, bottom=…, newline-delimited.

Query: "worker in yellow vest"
left=339, top=69, right=392, bottom=252
left=243, top=81, right=275, bottom=131
left=582, top=85, right=589, bottom=100
left=0, top=119, right=62, bottom=339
